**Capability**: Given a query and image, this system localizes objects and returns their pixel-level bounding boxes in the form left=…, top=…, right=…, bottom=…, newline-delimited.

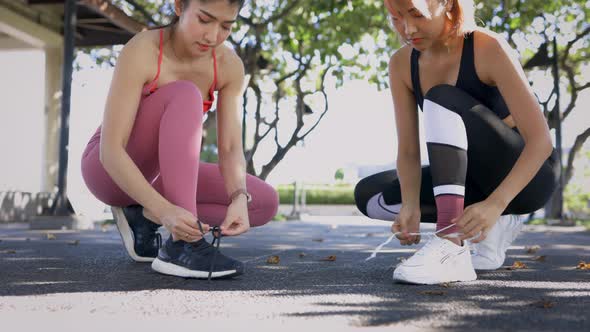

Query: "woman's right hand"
left=158, top=204, right=210, bottom=242
left=391, top=205, right=421, bottom=246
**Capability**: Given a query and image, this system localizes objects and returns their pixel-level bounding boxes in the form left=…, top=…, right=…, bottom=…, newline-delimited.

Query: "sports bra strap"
left=149, top=29, right=164, bottom=94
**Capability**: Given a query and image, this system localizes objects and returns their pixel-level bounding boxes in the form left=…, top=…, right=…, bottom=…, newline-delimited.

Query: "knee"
left=424, top=84, right=483, bottom=116
left=424, top=84, right=463, bottom=105
left=249, top=182, right=279, bottom=227
left=166, top=81, right=204, bottom=116
left=172, top=80, right=203, bottom=102
left=354, top=178, right=371, bottom=216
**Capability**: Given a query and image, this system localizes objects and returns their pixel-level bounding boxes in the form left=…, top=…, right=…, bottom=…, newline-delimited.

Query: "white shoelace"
left=365, top=223, right=463, bottom=261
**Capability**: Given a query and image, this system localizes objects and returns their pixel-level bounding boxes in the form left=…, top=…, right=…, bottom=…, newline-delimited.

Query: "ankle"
left=437, top=234, right=462, bottom=246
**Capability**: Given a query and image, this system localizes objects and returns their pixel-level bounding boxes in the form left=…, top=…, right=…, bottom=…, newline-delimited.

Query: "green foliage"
left=200, top=144, right=219, bottom=163
left=564, top=183, right=590, bottom=216
left=277, top=184, right=354, bottom=205
left=334, top=168, right=344, bottom=181
left=81, top=0, right=589, bottom=182
left=272, top=213, right=287, bottom=221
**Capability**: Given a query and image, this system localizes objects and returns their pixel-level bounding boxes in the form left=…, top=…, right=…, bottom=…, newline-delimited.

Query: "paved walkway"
left=0, top=217, right=588, bottom=331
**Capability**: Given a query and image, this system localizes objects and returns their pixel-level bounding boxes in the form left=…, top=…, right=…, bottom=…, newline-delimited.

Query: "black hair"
left=168, top=0, right=245, bottom=27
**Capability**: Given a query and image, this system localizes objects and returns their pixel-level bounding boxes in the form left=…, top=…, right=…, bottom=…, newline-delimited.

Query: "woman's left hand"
left=220, top=197, right=250, bottom=236
left=453, top=199, right=506, bottom=243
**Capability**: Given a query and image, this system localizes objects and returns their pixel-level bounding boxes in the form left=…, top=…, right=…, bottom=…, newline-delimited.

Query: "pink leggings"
left=81, top=81, right=279, bottom=227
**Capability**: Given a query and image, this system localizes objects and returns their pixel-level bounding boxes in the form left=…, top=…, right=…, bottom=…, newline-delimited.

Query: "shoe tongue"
left=417, top=236, right=447, bottom=253
left=187, top=238, right=212, bottom=251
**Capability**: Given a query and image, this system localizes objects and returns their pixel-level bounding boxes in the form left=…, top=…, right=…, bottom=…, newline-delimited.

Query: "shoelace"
left=196, top=221, right=223, bottom=281
left=365, top=223, right=463, bottom=261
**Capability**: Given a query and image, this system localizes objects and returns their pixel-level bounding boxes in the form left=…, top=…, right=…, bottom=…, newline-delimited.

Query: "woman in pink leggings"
left=81, top=0, right=278, bottom=279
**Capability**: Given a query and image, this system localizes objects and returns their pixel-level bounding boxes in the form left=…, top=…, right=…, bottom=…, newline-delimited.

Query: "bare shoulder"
left=472, top=28, right=520, bottom=83
left=389, top=44, right=413, bottom=90
left=473, top=29, right=520, bottom=62
left=120, top=29, right=159, bottom=59
left=473, top=28, right=515, bottom=53
left=215, top=43, right=245, bottom=91
left=115, top=29, right=160, bottom=82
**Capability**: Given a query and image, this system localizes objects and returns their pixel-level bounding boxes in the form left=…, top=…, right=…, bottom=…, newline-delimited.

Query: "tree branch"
left=564, top=127, right=590, bottom=186
left=264, top=1, right=301, bottom=25
left=561, top=26, right=590, bottom=67
left=300, top=64, right=333, bottom=140
left=123, top=0, right=158, bottom=26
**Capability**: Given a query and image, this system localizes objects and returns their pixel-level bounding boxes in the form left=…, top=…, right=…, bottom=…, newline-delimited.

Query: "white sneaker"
left=470, top=214, right=524, bottom=270
left=393, top=236, right=477, bottom=285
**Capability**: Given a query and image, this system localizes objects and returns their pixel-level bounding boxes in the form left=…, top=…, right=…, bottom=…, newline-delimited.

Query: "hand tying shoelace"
left=365, top=223, right=465, bottom=261
left=196, top=221, right=223, bottom=281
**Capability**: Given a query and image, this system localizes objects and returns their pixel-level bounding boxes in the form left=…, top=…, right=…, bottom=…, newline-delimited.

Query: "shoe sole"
left=151, top=258, right=242, bottom=279
left=393, top=270, right=477, bottom=285
left=111, top=206, right=155, bottom=263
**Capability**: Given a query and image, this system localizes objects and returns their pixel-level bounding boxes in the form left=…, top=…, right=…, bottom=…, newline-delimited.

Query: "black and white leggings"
left=355, top=84, right=559, bottom=222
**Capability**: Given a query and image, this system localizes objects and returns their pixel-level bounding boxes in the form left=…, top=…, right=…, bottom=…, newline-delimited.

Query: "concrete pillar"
left=42, top=46, right=63, bottom=193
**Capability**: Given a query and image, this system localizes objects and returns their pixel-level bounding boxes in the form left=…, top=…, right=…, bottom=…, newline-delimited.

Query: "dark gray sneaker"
left=111, top=205, right=161, bottom=262
left=151, top=235, right=244, bottom=280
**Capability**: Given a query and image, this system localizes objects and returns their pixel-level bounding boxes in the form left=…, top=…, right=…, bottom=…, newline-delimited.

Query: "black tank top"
left=410, top=32, right=511, bottom=119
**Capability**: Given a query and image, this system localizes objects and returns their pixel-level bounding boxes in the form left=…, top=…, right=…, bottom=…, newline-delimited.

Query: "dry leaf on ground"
left=266, top=255, right=280, bottom=264
left=298, top=252, right=306, bottom=258
left=525, top=245, right=541, bottom=254
left=576, top=261, right=590, bottom=270
left=1, top=249, right=16, bottom=254
left=68, top=240, right=80, bottom=246
left=419, top=290, right=446, bottom=296
left=507, top=261, right=528, bottom=270
left=320, top=255, right=337, bottom=262
left=533, top=255, right=547, bottom=262
left=46, top=233, right=56, bottom=240
left=531, top=299, right=554, bottom=309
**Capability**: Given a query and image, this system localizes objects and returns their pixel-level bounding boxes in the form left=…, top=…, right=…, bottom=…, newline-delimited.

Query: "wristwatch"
left=229, top=188, right=252, bottom=204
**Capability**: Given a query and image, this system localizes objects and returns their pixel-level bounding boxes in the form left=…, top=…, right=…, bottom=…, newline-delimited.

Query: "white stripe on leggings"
left=423, top=99, right=468, bottom=150
left=433, top=184, right=465, bottom=196
left=366, top=193, right=401, bottom=221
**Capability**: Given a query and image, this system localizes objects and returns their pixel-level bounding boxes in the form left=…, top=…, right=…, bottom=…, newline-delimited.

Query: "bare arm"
left=389, top=48, right=423, bottom=244
left=99, top=32, right=173, bottom=221
left=390, top=49, right=422, bottom=211
left=214, top=49, right=251, bottom=236
left=216, top=50, right=248, bottom=204
left=478, top=32, right=553, bottom=210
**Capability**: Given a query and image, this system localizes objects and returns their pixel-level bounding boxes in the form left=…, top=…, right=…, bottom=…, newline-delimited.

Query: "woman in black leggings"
left=356, top=0, right=559, bottom=285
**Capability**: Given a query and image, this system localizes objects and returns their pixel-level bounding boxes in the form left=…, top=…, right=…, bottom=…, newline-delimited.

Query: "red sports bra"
left=142, top=29, right=217, bottom=113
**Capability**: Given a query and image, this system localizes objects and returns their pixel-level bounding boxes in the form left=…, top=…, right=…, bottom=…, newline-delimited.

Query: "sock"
left=435, top=195, right=464, bottom=235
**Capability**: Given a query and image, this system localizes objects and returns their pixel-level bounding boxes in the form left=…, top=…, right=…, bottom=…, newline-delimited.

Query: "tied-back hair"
left=384, top=0, right=477, bottom=43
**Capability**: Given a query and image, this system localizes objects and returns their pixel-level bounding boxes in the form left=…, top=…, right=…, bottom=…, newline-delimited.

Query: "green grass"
left=277, top=184, right=355, bottom=205
left=272, top=213, right=287, bottom=221
left=576, top=220, right=590, bottom=230
left=526, top=218, right=590, bottom=230
left=527, top=218, right=546, bottom=225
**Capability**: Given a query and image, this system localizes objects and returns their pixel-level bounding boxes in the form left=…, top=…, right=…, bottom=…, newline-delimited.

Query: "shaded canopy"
left=22, top=0, right=146, bottom=46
